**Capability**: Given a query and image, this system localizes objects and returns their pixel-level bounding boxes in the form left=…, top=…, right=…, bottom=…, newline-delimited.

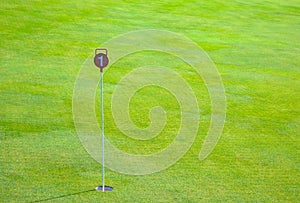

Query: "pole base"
left=95, top=186, right=113, bottom=192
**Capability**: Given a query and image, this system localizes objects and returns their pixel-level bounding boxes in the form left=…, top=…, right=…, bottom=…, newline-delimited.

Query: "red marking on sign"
left=94, top=50, right=109, bottom=72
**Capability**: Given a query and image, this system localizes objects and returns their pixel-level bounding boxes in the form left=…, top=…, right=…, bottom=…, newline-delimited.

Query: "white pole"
left=100, top=69, right=105, bottom=192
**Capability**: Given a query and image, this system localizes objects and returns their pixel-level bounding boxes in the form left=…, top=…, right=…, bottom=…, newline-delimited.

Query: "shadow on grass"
left=29, top=189, right=95, bottom=202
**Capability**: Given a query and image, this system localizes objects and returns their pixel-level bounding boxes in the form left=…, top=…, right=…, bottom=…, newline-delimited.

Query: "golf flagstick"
left=94, top=48, right=113, bottom=192
left=100, top=69, right=105, bottom=191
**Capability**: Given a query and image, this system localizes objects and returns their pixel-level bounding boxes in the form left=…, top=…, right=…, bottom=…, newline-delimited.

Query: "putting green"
left=1, top=0, right=299, bottom=202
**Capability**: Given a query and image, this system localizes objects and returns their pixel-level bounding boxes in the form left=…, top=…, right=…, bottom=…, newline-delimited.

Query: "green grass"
left=1, top=0, right=299, bottom=202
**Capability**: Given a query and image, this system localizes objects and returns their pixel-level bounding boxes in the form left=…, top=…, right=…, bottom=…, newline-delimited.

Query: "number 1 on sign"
left=99, top=55, right=103, bottom=67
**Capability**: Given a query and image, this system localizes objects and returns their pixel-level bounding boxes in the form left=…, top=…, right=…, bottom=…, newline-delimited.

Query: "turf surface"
left=1, top=0, right=299, bottom=202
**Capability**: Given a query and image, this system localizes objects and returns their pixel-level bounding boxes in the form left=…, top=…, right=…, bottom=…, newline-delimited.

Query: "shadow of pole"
left=29, top=189, right=95, bottom=203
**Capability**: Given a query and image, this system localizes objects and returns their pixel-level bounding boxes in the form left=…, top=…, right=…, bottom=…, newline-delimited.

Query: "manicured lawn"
left=1, top=0, right=299, bottom=202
